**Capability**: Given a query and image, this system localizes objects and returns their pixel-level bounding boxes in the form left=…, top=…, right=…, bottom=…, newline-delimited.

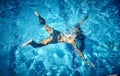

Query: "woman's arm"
left=37, top=36, right=53, bottom=45
left=34, top=11, right=46, bottom=25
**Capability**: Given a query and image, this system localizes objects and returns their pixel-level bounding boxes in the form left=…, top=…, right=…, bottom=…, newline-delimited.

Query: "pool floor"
left=0, top=0, right=120, bottom=76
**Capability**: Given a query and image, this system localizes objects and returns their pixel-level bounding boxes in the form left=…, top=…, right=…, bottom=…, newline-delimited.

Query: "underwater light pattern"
left=0, top=0, right=120, bottom=76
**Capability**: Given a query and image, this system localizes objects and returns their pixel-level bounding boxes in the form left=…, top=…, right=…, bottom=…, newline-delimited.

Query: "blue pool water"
left=0, top=0, right=120, bottom=76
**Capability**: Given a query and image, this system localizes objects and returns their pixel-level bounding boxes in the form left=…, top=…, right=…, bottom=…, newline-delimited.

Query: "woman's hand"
left=34, top=11, right=39, bottom=16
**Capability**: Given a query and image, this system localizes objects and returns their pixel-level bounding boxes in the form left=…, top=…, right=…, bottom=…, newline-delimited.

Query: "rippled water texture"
left=0, top=0, right=120, bottom=76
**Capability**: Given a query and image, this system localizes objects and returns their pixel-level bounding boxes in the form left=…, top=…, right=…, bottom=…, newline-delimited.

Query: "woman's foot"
left=22, top=39, right=33, bottom=46
left=85, top=61, right=94, bottom=67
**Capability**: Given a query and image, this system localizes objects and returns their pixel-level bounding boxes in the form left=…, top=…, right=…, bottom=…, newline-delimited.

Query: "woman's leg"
left=73, top=15, right=88, bottom=34
left=71, top=41, right=86, bottom=61
left=75, top=15, right=88, bottom=28
left=71, top=40, right=94, bottom=67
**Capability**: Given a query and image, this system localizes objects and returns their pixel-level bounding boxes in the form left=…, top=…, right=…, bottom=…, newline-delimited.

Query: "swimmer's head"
left=44, top=25, right=53, bottom=34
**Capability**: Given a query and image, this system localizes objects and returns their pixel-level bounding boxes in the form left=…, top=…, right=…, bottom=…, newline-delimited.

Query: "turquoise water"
left=0, top=0, right=120, bottom=76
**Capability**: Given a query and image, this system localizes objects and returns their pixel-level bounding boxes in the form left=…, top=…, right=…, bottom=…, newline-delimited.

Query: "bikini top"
left=50, top=29, right=61, bottom=43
